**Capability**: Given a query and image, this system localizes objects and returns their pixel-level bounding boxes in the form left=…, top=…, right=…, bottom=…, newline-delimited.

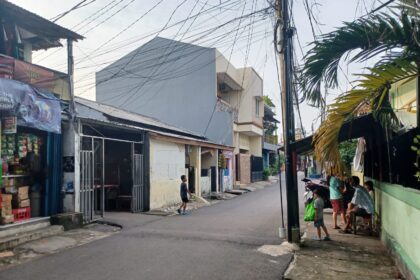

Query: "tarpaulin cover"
left=0, top=78, right=61, bottom=133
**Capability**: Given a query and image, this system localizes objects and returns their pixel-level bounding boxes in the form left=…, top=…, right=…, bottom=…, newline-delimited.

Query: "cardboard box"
left=18, top=199, right=30, bottom=208
left=14, top=192, right=29, bottom=201
left=1, top=215, right=14, bottom=224
left=1, top=201, right=12, bottom=207
left=4, top=186, right=16, bottom=193
left=18, top=186, right=29, bottom=195
left=1, top=208, right=12, bottom=217
left=1, top=204, right=12, bottom=211
left=1, top=194, right=12, bottom=202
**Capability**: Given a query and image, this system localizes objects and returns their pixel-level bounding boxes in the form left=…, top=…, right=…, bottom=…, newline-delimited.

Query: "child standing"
left=177, top=175, right=190, bottom=215
left=313, top=189, right=331, bottom=241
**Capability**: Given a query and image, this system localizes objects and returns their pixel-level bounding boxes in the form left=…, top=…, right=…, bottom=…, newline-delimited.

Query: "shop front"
left=68, top=97, right=234, bottom=223
left=78, top=123, right=145, bottom=223
left=0, top=78, right=62, bottom=227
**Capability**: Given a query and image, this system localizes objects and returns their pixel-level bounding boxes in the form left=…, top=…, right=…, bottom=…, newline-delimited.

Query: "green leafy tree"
left=263, top=95, right=275, bottom=107
left=299, top=1, right=420, bottom=175
left=411, top=135, right=420, bottom=181
left=339, top=140, right=357, bottom=172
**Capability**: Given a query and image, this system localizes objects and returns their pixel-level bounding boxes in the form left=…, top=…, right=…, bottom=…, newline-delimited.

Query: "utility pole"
left=276, top=0, right=300, bottom=243
left=67, top=39, right=76, bottom=119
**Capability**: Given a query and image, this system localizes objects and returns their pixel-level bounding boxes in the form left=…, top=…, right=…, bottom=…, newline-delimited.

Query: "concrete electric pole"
left=275, top=0, right=300, bottom=243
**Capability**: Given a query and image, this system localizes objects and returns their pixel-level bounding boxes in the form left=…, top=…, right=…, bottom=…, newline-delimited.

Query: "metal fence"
left=251, top=171, right=263, bottom=182
left=251, top=156, right=264, bottom=182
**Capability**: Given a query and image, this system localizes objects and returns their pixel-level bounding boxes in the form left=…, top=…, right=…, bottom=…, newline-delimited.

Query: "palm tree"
left=299, top=1, right=420, bottom=175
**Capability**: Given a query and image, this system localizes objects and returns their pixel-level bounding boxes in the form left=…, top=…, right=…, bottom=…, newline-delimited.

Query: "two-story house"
left=215, top=52, right=264, bottom=184
left=262, top=104, right=279, bottom=170
left=96, top=37, right=264, bottom=187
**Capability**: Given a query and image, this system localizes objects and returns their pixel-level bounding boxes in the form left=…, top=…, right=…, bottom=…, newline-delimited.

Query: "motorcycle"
left=302, top=178, right=332, bottom=209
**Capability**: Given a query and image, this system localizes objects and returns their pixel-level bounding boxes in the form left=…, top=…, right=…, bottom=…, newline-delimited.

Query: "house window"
left=255, top=99, right=260, bottom=116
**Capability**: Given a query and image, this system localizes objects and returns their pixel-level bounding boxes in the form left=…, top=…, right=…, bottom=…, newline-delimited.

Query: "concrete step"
left=225, top=189, right=248, bottom=195
left=240, top=186, right=257, bottom=192
left=0, top=225, right=64, bottom=251
left=0, top=218, right=50, bottom=239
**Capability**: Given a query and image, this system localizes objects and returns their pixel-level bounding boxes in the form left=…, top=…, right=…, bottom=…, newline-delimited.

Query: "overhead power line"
left=368, top=0, right=395, bottom=14
left=48, top=0, right=245, bottom=70
left=34, top=0, right=126, bottom=60
left=76, top=3, right=271, bottom=92
left=51, top=0, right=97, bottom=22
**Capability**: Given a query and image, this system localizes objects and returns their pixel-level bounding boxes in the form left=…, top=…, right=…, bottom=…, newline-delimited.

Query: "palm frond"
left=300, top=12, right=420, bottom=106
left=313, top=58, right=419, bottom=175
left=397, top=0, right=420, bottom=20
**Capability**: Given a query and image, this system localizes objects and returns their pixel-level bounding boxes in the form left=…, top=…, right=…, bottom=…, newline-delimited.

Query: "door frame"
left=79, top=124, right=146, bottom=222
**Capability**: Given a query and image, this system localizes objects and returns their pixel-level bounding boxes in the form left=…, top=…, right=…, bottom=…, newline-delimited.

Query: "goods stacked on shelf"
left=0, top=132, right=40, bottom=225
left=1, top=193, right=14, bottom=224
left=1, top=133, right=40, bottom=165
left=12, top=186, right=30, bottom=208
left=1, top=134, right=16, bottom=164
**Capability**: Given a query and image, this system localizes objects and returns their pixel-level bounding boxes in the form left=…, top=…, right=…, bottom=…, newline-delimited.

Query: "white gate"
left=131, top=143, right=144, bottom=212
left=80, top=137, right=95, bottom=223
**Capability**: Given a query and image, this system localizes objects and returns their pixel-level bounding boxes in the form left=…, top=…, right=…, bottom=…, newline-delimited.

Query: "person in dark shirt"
left=342, top=177, right=356, bottom=207
left=177, top=175, right=190, bottom=215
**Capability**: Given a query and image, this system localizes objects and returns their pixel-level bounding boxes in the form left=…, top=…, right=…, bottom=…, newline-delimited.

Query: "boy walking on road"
left=177, top=175, right=190, bottom=215
left=313, top=189, right=331, bottom=241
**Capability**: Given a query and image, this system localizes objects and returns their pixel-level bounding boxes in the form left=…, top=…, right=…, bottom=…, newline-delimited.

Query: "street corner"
left=145, top=197, right=214, bottom=217
left=62, top=222, right=121, bottom=245
left=257, top=242, right=300, bottom=258
left=223, top=189, right=248, bottom=196
left=283, top=227, right=400, bottom=280
left=0, top=222, right=120, bottom=271
left=239, top=186, right=257, bottom=192
left=17, top=236, right=77, bottom=254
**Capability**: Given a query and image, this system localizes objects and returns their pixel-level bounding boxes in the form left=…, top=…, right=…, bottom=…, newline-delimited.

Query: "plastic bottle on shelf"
left=2, top=157, right=8, bottom=175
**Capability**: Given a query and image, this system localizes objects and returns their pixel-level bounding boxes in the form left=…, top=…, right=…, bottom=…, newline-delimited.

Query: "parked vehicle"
left=302, top=178, right=332, bottom=209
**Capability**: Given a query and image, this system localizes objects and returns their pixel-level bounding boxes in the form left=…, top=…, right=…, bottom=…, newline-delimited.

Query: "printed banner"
left=2, top=116, right=17, bottom=134
left=0, top=78, right=61, bottom=133
left=0, top=54, right=70, bottom=100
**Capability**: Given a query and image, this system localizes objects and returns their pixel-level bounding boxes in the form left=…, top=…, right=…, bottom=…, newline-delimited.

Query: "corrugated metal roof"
left=75, top=98, right=233, bottom=149
left=75, top=97, right=206, bottom=139
left=0, top=0, right=83, bottom=50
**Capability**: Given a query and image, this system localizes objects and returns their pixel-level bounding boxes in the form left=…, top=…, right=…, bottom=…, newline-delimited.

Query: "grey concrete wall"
left=96, top=37, right=233, bottom=146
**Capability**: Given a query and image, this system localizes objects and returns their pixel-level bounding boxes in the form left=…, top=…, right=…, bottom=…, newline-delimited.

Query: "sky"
left=10, top=0, right=381, bottom=136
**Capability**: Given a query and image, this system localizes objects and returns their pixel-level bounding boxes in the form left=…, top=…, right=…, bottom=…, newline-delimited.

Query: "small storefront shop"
left=78, top=123, right=145, bottom=223
left=68, top=98, right=233, bottom=223
left=0, top=78, right=62, bottom=226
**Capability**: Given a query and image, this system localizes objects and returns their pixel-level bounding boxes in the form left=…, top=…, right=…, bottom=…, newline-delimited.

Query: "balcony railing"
left=0, top=54, right=70, bottom=100
left=264, top=134, right=278, bottom=145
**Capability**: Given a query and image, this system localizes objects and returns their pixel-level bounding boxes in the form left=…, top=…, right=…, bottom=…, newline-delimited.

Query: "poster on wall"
left=0, top=78, right=61, bottom=133
left=2, top=116, right=17, bottom=134
left=63, top=156, right=75, bottom=172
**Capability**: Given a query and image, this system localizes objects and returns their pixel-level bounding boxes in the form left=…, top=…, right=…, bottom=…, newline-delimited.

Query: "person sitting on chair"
left=340, top=177, right=373, bottom=234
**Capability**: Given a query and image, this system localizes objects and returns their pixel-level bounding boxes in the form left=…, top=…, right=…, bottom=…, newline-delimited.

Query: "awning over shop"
left=0, top=0, right=83, bottom=50
left=279, top=114, right=379, bottom=154
left=0, top=78, right=61, bottom=133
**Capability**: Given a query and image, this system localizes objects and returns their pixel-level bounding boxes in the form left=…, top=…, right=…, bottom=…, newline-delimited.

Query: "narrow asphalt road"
left=1, top=179, right=298, bottom=280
